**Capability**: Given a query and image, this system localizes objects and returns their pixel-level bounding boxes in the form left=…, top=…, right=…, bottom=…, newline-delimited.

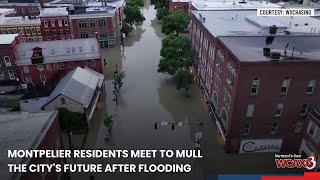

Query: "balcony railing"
left=31, top=56, right=44, bottom=64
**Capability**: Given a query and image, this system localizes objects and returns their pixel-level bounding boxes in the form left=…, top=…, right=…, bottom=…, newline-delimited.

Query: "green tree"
left=151, top=0, right=169, bottom=9
left=156, top=8, right=169, bottom=20
left=174, top=68, right=193, bottom=97
left=121, top=22, right=133, bottom=36
left=161, top=11, right=190, bottom=36
left=103, top=114, right=113, bottom=127
left=157, top=35, right=194, bottom=75
left=115, top=71, right=126, bottom=90
left=124, top=5, right=146, bottom=25
left=127, top=0, right=144, bottom=7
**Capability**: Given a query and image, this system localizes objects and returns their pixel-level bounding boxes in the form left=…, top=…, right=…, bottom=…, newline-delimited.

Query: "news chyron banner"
left=206, top=173, right=320, bottom=180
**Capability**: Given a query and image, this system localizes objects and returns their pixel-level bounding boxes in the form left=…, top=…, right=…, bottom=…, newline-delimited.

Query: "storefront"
left=99, top=38, right=115, bottom=48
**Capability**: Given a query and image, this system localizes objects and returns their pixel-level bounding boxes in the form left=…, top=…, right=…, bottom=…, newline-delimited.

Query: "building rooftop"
left=191, top=0, right=281, bottom=10
left=40, top=7, right=68, bottom=17
left=0, top=34, right=19, bottom=45
left=0, top=8, right=15, bottom=16
left=42, top=67, right=104, bottom=109
left=20, top=97, right=48, bottom=113
left=218, top=36, right=320, bottom=62
left=0, top=111, right=58, bottom=180
left=16, top=38, right=100, bottom=66
left=192, top=10, right=320, bottom=36
left=69, top=6, right=116, bottom=19
left=0, top=16, right=40, bottom=26
left=172, top=0, right=189, bottom=2
left=86, top=0, right=125, bottom=8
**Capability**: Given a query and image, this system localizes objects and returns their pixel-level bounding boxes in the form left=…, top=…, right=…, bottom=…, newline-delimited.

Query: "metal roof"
left=39, top=7, right=68, bottom=17
left=0, top=111, right=57, bottom=180
left=0, top=34, right=19, bottom=45
left=191, top=0, right=281, bottom=10
left=0, top=16, right=40, bottom=26
left=84, top=67, right=105, bottom=88
left=16, top=38, right=100, bottom=66
left=42, top=67, right=103, bottom=108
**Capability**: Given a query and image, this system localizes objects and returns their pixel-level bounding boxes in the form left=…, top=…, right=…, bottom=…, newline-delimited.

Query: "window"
left=25, top=27, right=30, bottom=34
left=275, top=104, right=284, bottom=117
left=38, top=65, right=43, bottom=71
left=80, top=33, right=88, bottom=38
left=33, top=37, right=38, bottom=42
left=243, top=123, right=250, bottom=135
left=4, top=56, right=11, bottom=66
left=223, top=89, right=231, bottom=110
left=281, top=77, right=290, bottom=94
left=45, top=31, right=51, bottom=37
left=27, top=37, right=32, bottom=42
left=38, top=36, right=42, bottom=41
left=251, top=78, right=260, bottom=95
left=220, top=108, right=228, bottom=130
left=19, top=28, right=24, bottom=34
left=65, top=29, right=70, bottom=35
left=69, top=62, right=74, bottom=68
left=22, top=37, right=26, bottom=42
left=1, top=28, right=6, bottom=34
left=8, top=70, right=15, bottom=80
left=79, top=47, right=83, bottom=52
left=90, top=21, right=95, bottom=27
left=59, top=63, right=64, bottom=69
left=58, top=20, right=62, bottom=27
left=226, top=64, right=235, bottom=87
left=212, top=92, right=218, bottom=110
left=7, top=28, right=12, bottom=34
left=40, top=74, right=46, bottom=82
left=0, top=72, right=4, bottom=80
left=98, top=19, right=106, bottom=27
left=271, top=122, right=279, bottom=134
left=246, top=104, right=255, bottom=118
left=60, top=97, right=65, bottom=104
left=31, top=27, right=36, bottom=34
left=306, top=80, right=316, bottom=94
left=60, top=30, right=64, bottom=36
left=51, top=20, right=55, bottom=27
left=216, top=50, right=224, bottom=71
left=79, top=22, right=87, bottom=28
left=23, top=66, right=29, bottom=73
left=52, top=30, right=57, bottom=36
left=36, top=27, right=41, bottom=34
left=46, top=64, right=51, bottom=71
left=300, top=104, right=309, bottom=116
left=91, top=45, right=95, bottom=51
left=109, top=40, right=115, bottom=47
left=91, top=60, right=96, bottom=66
left=214, top=73, right=221, bottom=91
left=64, top=19, right=69, bottom=26
left=13, top=28, right=17, bottom=33
left=83, top=60, right=88, bottom=67
left=308, top=122, right=320, bottom=143
left=53, top=63, right=59, bottom=70
left=44, top=21, right=48, bottom=27
left=26, top=76, right=32, bottom=83
left=294, top=121, right=303, bottom=134
left=71, top=47, right=75, bottom=53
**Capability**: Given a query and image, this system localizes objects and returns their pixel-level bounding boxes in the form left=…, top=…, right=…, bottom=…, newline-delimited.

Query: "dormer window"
left=71, top=47, right=75, bottom=53
left=91, top=45, right=95, bottom=51
left=31, top=47, right=44, bottom=64
left=22, top=51, right=25, bottom=57
left=79, top=47, right=83, bottom=52
left=51, top=49, right=55, bottom=54
left=67, top=48, right=70, bottom=53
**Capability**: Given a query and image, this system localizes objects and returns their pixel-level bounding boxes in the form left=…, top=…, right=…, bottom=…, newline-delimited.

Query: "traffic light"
left=172, top=124, right=175, bottom=130
left=154, top=123, right=158, bottom=130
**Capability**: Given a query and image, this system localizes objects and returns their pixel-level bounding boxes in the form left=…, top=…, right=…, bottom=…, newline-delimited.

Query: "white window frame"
left=250, top=78, right=260, bottom=95
left=8, top=70, right=15, bottom=80
left=307, top=122, right=320, bottom=143
left=243, top=122, right=251, bottom=135
left=271, top=122, right=279, bottom=134
left=51, top=20, right=55, bottom=27
left=54, top=63, right=59, bottom=70
left=58, top=20, right=62, bottom=27
left=4, top=56, right=11, bottom=66
left=275, top=104, right=284, bottom=117
left=40, top=74, right=46, bottom=82
left=226, top=63, right=235, bottom=87
left=294, top=121, right=303, bottom=134
left=281, top=78, right=290, bottom=95
left=44, top=21, right=48, bottom=27
left=300, top=103, right=309, bottom=116
left=246, top=104, right=255, bottom=118
left=23, top=66, right=29, bottom=73
left=46, top=64, right=51, bottom=71
left=0, top=71, right=5, bottom=80
left=64, top=19, right=69, bottom=26
left=59, top=63, right=64, bottom=70
left=223, top=89, right=231, bottom=110
left=306, top=80, right=316, bottom=94
left=38, top=65, right=43, bottom=71
left=26, top=76, right=32, bottom=83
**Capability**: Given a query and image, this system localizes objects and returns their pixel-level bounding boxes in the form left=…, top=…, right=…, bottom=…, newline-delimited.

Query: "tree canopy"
left=121, top=22, right=133, bottom=36
left=126, top=0, right=144, bottom=7
left=124, top=5, right=146, bottom=25
left=157, top=35, right=194, bottom=75
left=174, top=68, right=193, bottom=97
left=161, top=11, right=190, bottom=36
left=151, top=0, right=169, bottom=9
left=156, top=8, right=169, bottom=20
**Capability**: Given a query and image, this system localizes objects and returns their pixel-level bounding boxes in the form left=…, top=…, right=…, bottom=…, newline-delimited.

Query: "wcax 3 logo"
left=275, top=155, right=317, bottom=170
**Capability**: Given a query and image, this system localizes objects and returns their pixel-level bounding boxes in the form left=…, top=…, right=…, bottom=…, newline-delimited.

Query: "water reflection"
left=151, top=18, right=165, bottom=39
left=124, top=25, right=146, bottom=47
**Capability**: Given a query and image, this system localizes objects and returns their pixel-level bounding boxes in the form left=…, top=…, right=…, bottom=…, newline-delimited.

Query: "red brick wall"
left=0, top=5, right=40, bottom=16
left=169, top=1, right=189, bottom=13
left=40, top=16, right=71, bottom=41
left=18, top=59, right=102, bottom=83
left=19, top=115, right=65, bottom=180
left=301, top=108, right=320, bottom=157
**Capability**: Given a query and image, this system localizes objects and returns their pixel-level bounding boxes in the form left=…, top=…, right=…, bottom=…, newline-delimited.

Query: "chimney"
left=269, top=25, right=277, bottom=34
left=40, top=0, right=44, bottom=8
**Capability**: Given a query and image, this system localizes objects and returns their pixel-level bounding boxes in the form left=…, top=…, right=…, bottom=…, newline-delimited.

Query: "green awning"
left=99, top=38, right=109, bottom=42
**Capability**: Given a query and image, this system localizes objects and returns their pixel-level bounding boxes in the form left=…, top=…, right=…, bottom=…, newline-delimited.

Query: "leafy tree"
left=156, top=8, right=169, bottom=20
left=124, top=5, right=146, bottom=25
left=115, top=71, right=126, bottom=90
left=161, top=11, right=190, bottom=36
left=157, top=35, right=194, bottom=75
left=151, top=0, right=169, bottom=9
left=127, top=0, right=144, bottom=7
left=174, top=68, right=193, bottom=97
left=121, top=22, right=133, bottom=36
left=103, top=114, right=113, bottom=127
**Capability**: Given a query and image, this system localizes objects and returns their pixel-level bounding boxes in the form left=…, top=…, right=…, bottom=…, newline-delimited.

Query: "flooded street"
left=72, top=2, right=303, bottom=180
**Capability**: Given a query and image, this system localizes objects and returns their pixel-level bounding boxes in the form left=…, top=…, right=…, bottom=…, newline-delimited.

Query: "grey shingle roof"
left=42, top=67, right=103, bottom=109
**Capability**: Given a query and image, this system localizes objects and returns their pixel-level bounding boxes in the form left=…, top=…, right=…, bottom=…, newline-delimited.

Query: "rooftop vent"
left=238, top=0, right=247, bottom=3
left=263, top=48, right=271, bottom=57
left=269, top=25, right=277, bottom=34
left=270, top=52, right=281, bottom=61
left=304, top=23, right=308, bottom=26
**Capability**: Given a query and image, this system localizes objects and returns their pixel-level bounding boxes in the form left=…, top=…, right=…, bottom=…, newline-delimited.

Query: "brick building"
left=0, top=34, right=22, bottom=81
left=0, top=16, right=42, bottom=42
left=0, top=2, right=41, bottom=16
left=299, top=106, right=320, bottom=171
left=189, top=10, right=320, bottom=153
left=0, top=8, right=16, bottom=17
left=0, top=111, right=66, bottom=180
left=169, top=0, right=189, bottom=13
left=39, top=7, right=71, bottom=41
left=15, top=38, right=102, bottom=83
left=69, top=6, right=120, bottom=48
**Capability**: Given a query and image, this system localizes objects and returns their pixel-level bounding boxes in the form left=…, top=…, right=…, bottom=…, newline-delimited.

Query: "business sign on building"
left=239, top=139, right=283, bottom=154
